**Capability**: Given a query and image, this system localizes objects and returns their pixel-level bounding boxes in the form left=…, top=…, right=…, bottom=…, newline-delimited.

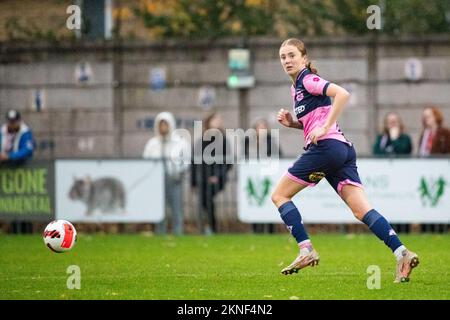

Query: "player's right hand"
left=277, top=108, right=294, bottom=128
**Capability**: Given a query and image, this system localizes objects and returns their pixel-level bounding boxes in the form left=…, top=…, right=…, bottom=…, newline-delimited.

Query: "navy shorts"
left=286, top=139, right=363, bottom=196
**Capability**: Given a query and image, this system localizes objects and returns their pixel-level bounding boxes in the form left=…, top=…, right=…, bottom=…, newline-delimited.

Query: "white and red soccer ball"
left=43, top=220, right=77, bottom=253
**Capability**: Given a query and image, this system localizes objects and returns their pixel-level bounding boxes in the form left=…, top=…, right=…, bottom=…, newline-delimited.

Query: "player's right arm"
left=277, top=108, right=303, bottom=130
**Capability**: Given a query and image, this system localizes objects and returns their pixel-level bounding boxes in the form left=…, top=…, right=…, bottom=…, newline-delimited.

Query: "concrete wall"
left=1, top=37, right=449, bottom=159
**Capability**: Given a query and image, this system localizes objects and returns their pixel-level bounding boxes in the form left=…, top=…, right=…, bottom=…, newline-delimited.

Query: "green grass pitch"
left=0, top=233, right=448, bottom=300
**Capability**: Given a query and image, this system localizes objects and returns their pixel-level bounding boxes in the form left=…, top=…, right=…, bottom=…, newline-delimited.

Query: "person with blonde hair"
left=272, top=38, right=419, bottom=283
left=373, top=112, right=412, bottom=155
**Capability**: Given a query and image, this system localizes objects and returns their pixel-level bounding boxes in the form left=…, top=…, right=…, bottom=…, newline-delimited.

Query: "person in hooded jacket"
left=143, top=112, right=190, bottom=235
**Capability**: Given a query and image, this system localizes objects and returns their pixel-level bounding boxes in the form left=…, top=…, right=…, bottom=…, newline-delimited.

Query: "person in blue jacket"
left=0, top=109, right=34, bottom=164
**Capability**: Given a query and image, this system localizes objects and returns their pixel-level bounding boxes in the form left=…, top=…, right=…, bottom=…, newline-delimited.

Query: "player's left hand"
left=308, top=127, right=328, bottom=145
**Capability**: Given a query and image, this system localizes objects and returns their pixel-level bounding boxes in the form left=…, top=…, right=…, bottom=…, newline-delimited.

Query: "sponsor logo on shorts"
left=308, top=172, right=325, bottom=182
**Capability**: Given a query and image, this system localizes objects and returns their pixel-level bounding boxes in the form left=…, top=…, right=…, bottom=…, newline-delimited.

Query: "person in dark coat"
left=244, top=117, right=283, bottom=234
left=191, top=113, right=232, bottom=234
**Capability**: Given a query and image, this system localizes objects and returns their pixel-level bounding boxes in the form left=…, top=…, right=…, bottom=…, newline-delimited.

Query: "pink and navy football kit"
left=286, top=68, right=363, bottom=196
left=279, top=70, right=404, bottom=256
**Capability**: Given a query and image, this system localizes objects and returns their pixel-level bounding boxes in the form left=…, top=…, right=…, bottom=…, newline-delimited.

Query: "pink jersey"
left=290, top=68, right=350, bottom=147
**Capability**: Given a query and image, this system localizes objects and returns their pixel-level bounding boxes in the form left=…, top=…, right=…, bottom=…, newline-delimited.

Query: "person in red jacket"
left=418, top=106, right=450, bottom=157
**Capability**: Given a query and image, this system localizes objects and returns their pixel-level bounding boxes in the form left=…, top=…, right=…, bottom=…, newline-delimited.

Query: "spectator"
left=1, top=109, right=35, bottom=234
left=244, top=117, right=283, bottom=234
left=418, top=106, right=450, bottom=157
left=191, top=113, right=232, bottom=235
left=244, top=117, right=283, bottom=161
left=373, top=112, right=412, bottom=156
left=417, top=106, right=450, bottom=233
left=143, top=112, right=189, bottom=235
left=0, top=109, right=34, bottom=165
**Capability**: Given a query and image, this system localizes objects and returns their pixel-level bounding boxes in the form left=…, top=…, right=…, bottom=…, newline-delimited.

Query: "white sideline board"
left=56, top=160, right=164, bottom=223
left=238, top=159, right=450, bottom=223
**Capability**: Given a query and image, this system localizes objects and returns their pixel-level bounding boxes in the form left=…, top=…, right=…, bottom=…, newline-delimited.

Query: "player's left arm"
left=322, top=83, right=350, bottom=131
left=308, top=83, right=350, bottom=144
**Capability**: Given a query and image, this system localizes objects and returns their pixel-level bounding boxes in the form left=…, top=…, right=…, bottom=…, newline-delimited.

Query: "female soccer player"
left=272, top=38, right=419, bottom=283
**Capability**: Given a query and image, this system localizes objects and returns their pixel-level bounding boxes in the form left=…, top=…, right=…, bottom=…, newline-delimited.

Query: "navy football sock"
left=278, top=201, right=309, bottom=244
left=362, top=209, right=403, bottom=252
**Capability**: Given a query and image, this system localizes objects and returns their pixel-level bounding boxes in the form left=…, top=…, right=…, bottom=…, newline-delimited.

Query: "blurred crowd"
left=142, top=105, right=449, bottom=235
left=373, top=106, right=450, bottom=157
left=1, top=104, right=449, bottom=235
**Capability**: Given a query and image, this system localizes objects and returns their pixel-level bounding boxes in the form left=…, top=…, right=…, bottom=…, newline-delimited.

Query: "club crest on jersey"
left=295, top=90, right=304, bottom=101
left=308, top=172, right=325, bottom=182
left=294, top=105, right=305, bottom=115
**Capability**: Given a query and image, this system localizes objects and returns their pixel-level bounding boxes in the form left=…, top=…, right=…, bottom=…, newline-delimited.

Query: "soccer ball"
left=43, top=220, right=77, bottom=253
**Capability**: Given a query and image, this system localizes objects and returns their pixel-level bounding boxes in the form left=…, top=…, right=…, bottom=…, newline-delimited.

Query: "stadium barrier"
left=0, top=158, right=449, bottom=233
left=238, top=158, right=450, bottom=224
left=0, top=161, right=54, bottom=222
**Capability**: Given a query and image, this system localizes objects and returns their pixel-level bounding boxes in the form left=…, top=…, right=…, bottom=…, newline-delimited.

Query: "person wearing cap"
left=0, top=110, right=35, bottom=163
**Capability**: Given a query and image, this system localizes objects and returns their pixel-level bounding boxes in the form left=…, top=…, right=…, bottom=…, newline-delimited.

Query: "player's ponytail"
left=281, top=38, right=318, bottom=74
left=306, top=60, right=318, bottom=74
